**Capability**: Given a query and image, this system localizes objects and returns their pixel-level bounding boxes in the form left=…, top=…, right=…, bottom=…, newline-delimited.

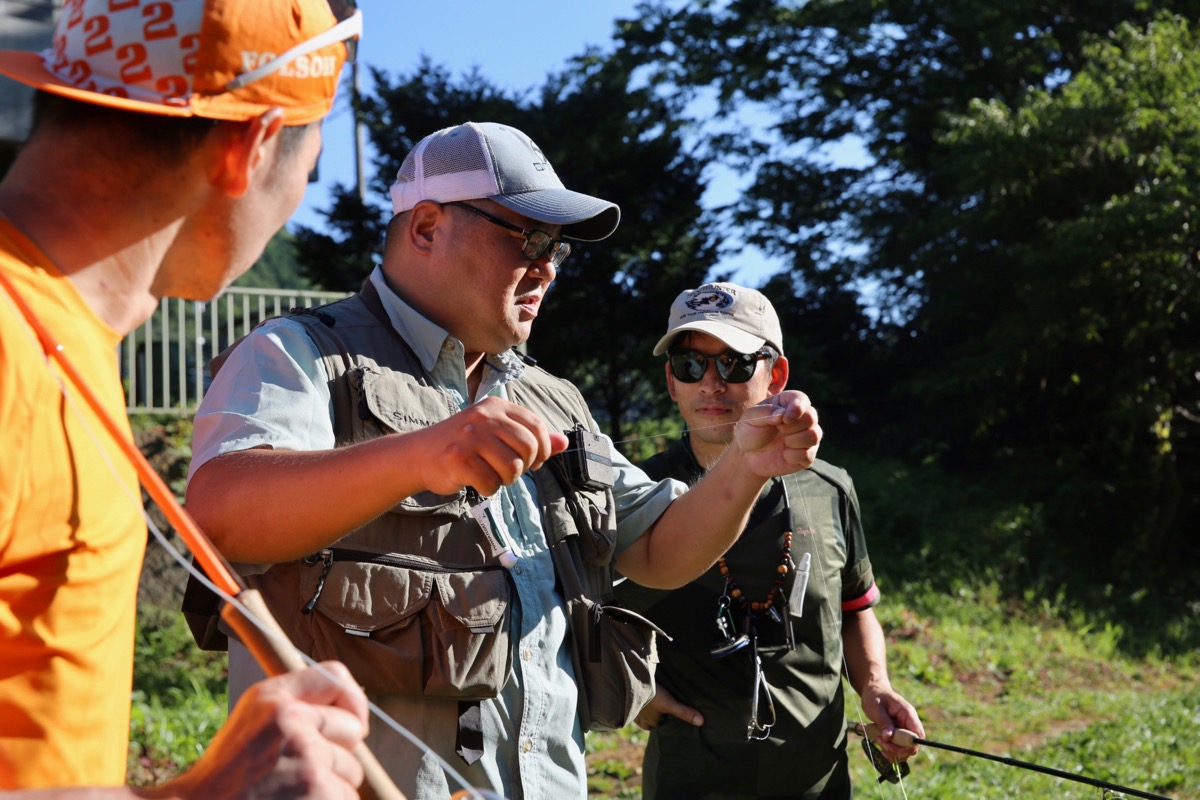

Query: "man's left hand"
left=861, top=684, right=923, bottom=764
left=733, top=390, right=821, bottom=477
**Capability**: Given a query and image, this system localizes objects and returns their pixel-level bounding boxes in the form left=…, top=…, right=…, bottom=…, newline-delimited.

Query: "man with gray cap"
left=615, top=282, right=923, bottom=799
left=184, top=123, right=824, bottom=799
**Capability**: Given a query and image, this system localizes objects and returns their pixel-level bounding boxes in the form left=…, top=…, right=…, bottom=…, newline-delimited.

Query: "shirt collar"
left=367, top=266, right=526, bottom=389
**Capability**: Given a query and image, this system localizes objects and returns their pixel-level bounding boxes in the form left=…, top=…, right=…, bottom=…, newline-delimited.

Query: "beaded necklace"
left=717, top=478, right=793, bottom=614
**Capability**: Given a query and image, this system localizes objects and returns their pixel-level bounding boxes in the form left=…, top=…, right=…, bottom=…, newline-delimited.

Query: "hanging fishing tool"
left=1, top=270, right=408, bottom=800
left=711, top=592, right=752, bottom=657
left=849, top=722, right=1172, bottom=800
left=746, top=625, right=777, bottom=741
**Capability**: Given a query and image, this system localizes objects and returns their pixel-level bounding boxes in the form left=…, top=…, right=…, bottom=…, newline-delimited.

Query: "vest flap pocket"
left=432, top=570, right=509, bottom=631
left=307, top=561, right=434, bottom=632
left=356, top=368, right=468, bottom=516
left=570, top=597, right=663, bottom=732
left=575, top=488, right=617, bottom=564
left=599, top=603, right=669, bottom=640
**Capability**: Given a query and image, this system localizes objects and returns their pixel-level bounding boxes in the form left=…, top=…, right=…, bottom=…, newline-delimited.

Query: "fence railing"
left=122, top=286, right=351, bottom=415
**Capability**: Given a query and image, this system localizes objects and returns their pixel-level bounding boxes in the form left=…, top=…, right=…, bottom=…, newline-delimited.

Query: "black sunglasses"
left=668, top=349, right=772, bottom=384
left=447, top=202, right=572, bottom=267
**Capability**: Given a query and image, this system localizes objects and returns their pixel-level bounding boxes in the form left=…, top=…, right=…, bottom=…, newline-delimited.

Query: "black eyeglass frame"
left=446, top=202, right=572, bottom=267
left=667, top=348, right=774, bottom=384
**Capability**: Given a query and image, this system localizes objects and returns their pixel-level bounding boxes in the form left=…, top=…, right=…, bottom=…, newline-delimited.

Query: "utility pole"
left=352, top=57, right=366, bottom=205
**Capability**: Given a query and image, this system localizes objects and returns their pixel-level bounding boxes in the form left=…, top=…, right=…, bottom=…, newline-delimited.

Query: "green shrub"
left=129, top=604, right=227, bottom=785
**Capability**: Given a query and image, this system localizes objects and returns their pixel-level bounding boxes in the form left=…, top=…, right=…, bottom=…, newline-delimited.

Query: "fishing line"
left=143, top=514, right=491, bottom=799
left=551, top=419, right=749, bottom=463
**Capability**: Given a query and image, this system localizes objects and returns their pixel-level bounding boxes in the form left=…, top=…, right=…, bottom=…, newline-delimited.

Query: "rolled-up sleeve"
left=187, top=318, right=334, bottom=482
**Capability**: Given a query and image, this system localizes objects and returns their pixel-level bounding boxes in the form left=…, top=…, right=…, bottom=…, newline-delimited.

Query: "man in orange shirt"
left=0, top=1, right=369, bottom=796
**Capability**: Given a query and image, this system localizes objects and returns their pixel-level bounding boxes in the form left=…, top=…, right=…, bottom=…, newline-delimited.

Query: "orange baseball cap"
left=0, top=0, right=361, bottom=126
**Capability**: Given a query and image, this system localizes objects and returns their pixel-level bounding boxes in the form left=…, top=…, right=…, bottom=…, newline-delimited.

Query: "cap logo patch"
left=685, top=289, right=733, bottom=312
left=527, top=139, right=550, bottom=172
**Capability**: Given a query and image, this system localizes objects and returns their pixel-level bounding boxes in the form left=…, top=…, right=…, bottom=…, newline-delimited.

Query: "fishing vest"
left=193, top=280, right=659, bottom=732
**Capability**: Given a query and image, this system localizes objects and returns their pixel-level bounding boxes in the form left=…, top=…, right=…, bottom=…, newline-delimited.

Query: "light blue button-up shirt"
left=191, top=267, right=684, bottom=800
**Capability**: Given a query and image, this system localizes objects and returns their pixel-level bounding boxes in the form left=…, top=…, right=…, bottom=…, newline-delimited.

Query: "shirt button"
left=521, top=738, right=533, bottom=753
left=522, top=648, right=533, bottom=662
left=513, top=564, right=523, bottom=575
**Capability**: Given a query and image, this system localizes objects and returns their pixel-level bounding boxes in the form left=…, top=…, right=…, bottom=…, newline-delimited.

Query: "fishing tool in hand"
left=850, top=722, right=1172, bottom=800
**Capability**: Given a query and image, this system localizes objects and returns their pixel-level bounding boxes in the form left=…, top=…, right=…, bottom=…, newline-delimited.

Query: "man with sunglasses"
left=183, top=122, right=824, bottom=800
left=614, top=282, right=924, bottom=799
left=0, top=1, right=368, bottom=796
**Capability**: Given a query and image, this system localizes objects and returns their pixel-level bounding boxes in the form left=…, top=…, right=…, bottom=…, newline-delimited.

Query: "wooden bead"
left=717, top=507, right=795, bottom=612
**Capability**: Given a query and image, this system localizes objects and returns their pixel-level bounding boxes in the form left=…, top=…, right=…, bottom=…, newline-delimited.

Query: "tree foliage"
left=615, top=1, right=1200, bottom=600
left=926, top=13, right=1200, bottom=589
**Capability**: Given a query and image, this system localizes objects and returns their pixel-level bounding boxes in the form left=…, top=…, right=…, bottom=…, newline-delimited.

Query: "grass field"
left=129, top=579, right=1198, bottom=799
left=583, top=584, right=1197, bottom=799
left=127, top=424, right=1198, bottom=798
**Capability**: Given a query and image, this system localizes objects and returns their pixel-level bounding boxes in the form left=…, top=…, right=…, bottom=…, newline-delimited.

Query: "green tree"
left=617, top=1, right=1200, bottom=602
left=925, top=13, right=1200, bottom=593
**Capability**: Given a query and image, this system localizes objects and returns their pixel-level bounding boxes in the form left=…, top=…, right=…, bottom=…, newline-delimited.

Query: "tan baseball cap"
left=653, top=282, right=785, bottom=356
left=0, top=0, right=361, bottom=126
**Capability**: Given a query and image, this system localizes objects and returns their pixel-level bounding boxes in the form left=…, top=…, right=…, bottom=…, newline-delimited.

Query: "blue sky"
left=295, top=0, right=784, bottom=286
left=295, top=1, right=643, bottom=232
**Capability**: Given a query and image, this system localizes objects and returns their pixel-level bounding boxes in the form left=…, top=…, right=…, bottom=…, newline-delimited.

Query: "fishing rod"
left=0, top=269, right=409, bottom=800
left=850, top=722, right=1172, bottom=800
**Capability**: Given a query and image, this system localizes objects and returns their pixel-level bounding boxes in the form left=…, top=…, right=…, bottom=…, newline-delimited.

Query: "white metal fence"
left=122, top=286, right=351, bottom=414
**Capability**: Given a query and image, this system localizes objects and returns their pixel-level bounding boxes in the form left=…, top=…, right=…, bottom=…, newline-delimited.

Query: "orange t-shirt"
left=0, top=219, right=145, bottom=787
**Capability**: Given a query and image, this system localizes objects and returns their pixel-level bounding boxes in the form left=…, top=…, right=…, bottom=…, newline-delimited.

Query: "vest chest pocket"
left=348, top=367, right=469, bottom=516
left=543, top=486, right=618, bottom=565
left=249, top=553, right=512, bottom=698
left=575, top=488, right=617, bottom=564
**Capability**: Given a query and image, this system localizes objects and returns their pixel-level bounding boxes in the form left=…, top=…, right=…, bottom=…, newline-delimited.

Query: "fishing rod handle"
left=222, top=589, right=408, bottom=800
left=852, top=721, right=919, bottom=748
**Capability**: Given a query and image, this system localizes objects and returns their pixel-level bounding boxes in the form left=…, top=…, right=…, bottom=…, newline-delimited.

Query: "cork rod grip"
left=852, top=721, right=920, bottom=748
left=221, top=589, right=407, bottom=800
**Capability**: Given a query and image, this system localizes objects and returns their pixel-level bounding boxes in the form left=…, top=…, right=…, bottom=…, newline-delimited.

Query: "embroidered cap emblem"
left=685, top=289, right=734, bottom=312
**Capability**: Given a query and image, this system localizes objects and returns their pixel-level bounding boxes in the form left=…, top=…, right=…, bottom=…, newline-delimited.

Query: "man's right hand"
left=164, top=662, right=368, bottom=800
left=416, top=397, right=569, bottom=497
left=634, top=685, right=704, bottom=730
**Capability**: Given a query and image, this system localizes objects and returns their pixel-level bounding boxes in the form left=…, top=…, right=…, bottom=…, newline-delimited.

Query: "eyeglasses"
left=226, top=1, right=362, bottom=91
left=447, top=202, right=572, bottom=268
left=668, top=349, right=772, bottom=384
